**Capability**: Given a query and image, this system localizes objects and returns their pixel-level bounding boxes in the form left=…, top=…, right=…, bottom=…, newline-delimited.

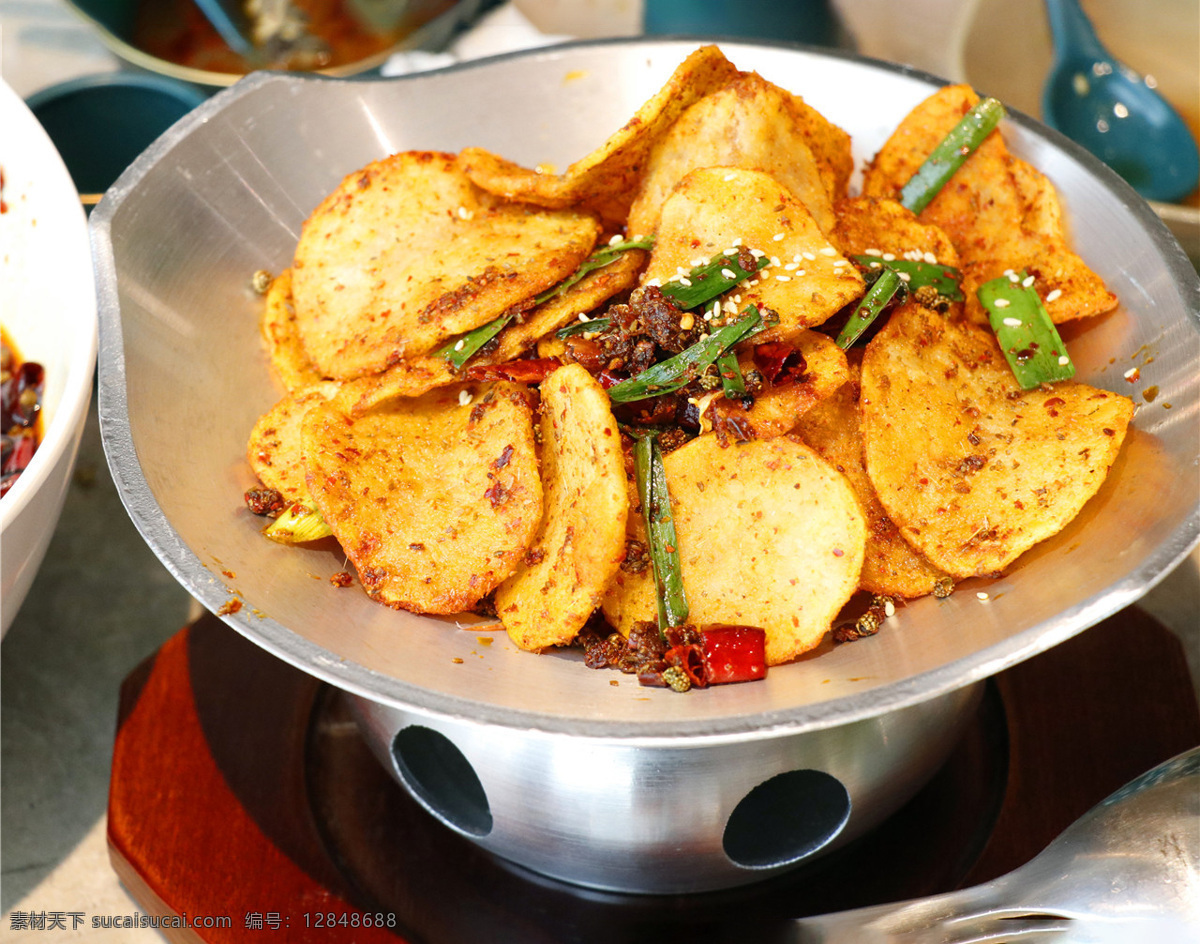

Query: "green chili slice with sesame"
left=436, top=311, right=516, bottom=370
left=607, top=307, right=763, bottom=403
left=899, top=97, right=1007, bottom=214
left=852, top=255, right=964, bottom=300
left=716, top=350, right=746, bottom=398
left=635, top=434, right=688, bottom=632
left=977, top=271, right=1075, bottom=389
left=657, top=248, right=768, bottom=311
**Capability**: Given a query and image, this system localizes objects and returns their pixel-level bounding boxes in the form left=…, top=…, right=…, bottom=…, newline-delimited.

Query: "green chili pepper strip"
left=977, top=271, right=1075, bottom=389
left=657, top=249, right=767, bottom=311
left=555, top=316, right=611, bottom=339
left=607, top=307, right=763, bottom=403
left=836, top=268, right=904, bottom=350
left=716, top=350, right=745, bottom=398
left=899, top=97, right=1006, bottom=214
left=436, top=312, right=516, bottom=369
left=264, top=498, right=333, bottom=544
left=635, top=435, right=688, bottom=632
left=536, top=235, right=655, bottom=306
left=852, top=255, right=964, bottom=300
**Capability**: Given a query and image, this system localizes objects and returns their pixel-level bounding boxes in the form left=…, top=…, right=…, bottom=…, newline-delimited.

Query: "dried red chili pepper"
left=699, top=625, right=767, bottom=684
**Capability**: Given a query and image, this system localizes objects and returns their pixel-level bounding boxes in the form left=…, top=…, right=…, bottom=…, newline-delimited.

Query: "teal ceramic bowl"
left=26, top=73, right=207, bottom=198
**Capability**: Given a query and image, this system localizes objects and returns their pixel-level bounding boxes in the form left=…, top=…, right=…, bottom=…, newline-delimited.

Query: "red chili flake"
left=832, top=547, right=844, bottom=557
left=752, top=341, right=807, bottom=384
left=466, top=357, right=561, bottom=384
left=330, top=571, right=354, bottom=588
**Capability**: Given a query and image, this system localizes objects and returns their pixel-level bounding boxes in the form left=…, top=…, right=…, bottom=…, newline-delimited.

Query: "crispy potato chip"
left=860, top=303, right=1133, bottom=577
left=247, top=381, right=341, bottom=502
left=495, top=364, right=628, bottom=650
left=601, top=435, right=866, bottom=665
left=259, top=269, right=327, bottom=391
left=491, top=246, right=646, bottom=362
left=626, top=72, right=838, bottom=238
left=644, top=167, right=865, bottom=338
left=831, top=196, right=960, bottom=268
left=792, top=353, right=948, bottom=598
left=704, top=329, right=849, bottom=443
left=458, top=45, right=742, bottom=223
left=861, top=85, right=1115, bottom=324
left=303, top=381, right=543, bottom=614
left=291, top=150, right=600, bottom=380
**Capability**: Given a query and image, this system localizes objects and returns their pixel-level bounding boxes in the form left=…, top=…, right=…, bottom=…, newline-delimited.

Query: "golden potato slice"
left=458, top=45, right=742, bottom=224
left=644, top=167, right=865, bottom=338
left=291, top=150, right=600, bottom=380
left=704, top=329, right=849, bottom=443
left=792, top=353, right=948, bottom=598
left=626, top=72, right=838, bottom=239
left=490, top=246, right=646, bottom=362
left=860, top=303, right=1133, bottom=577
left=495, top=364, right=628, bottom=650
left=601, top=435, right=866, bottom=666
left=861, top=84, right=1115, bottom=324
left=830, top=196, right=960, bottom=269
left=247, top=381, right=340, bottom=502
left=259, top=269, right=327, bottom=392
left=303, top=381, right=542, bottom=614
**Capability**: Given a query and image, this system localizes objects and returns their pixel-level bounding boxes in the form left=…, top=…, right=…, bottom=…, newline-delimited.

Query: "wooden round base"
left=108, top=609, right=1200, bottom=943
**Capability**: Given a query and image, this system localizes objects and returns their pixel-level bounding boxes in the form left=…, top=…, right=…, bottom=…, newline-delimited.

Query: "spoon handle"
left=1043, top=0, right=1110, bottom=62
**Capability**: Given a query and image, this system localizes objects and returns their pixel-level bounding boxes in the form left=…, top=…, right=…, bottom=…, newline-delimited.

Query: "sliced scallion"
left=607, top=307, right=763, bottom=403
left=264, top=499, right=333, bottom=544
left=836, top=268, right=904, bottom=350
left=535, top=235, right=655, bottom=306
left=657, top=249, right=767, bottom=311
left=977, top=271, right=1075, bottom=389
left=852, top=255, right=964, bottom=300
left=899, top=97, right=1006, bottom=214
left=555, top=316, right=610, bottom=339
left=716, top=350, right=745, bottom=398
left=634, top=434, right=688, bottom=632
left=435, top=312, right=515, bottom=369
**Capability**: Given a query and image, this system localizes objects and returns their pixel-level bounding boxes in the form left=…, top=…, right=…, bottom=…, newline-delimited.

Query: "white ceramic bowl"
left=0, top=79, right=98, bottom=636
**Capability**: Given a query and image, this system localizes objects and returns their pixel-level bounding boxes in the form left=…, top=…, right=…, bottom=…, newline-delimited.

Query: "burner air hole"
left=722, top=769, right=851, bottom=869
left=391, top=726, right=493, bottom=838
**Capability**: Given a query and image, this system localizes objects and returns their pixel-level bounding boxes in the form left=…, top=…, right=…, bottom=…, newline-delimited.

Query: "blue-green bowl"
left=26, top=73, right=208, bottom=197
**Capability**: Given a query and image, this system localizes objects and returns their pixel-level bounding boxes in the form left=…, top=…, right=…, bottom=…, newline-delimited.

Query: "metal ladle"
left=1040, top=0, right=1199, bottom=203
left=789, top=745, right=1200, bottom=942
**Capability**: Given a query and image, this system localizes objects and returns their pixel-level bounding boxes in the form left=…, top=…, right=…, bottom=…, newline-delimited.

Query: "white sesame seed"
left=721, top=268, right=737, bottom=279
left=724, top=247, right=738, bottom=256
left=976, top=591, right=989, bottom=601
left=750, top=249, right=765, bottom=258
left=923, top=252, right=938, bottom=264
left=1058, top=355, right=1070, bottom=366
left=864, top=248, right=883, bottom=257
left=773, top=232, right=785, bottom=241
left=796, top=269, right=806, bottom=277
left=1008, top=272, right=1021, bottom=283
left=579, top=313, right=591, bottom=322
left=994, top=298, right=1011, bottom=308
left=776, top=274, right=792, bottom=282
left=724, top=172, right=737, bottom=181
left=645, top=277, right=662, bottom=287
left=820, top=247, right=838, bottom=257
left=898, top=271, right=911, bottom=282
left=732, top=237, right=743, bottom=246
left=1124, top=367, right=1140, bottom=380
left=1003, top=317, right=1022, bottom=327
left=1022, top=275, right=1035, bottom=288
left=803, top=251, right=817, bottom=261
left=785, top=262, right=799, bottom=271
left=769, top=256, right=781, bottom=267
left=678, top=277, right=693, bottom=287
left=608, top=234, right=623, bottom=246
left=904, top=249, right=923, bottom=261
left=884, top=599, right=895, bottom=618
left=1045, top=289, right=1063, bottom=302
left=458, top=390, right=472, bottom=406
left=453, top=339, right=465, bottom=351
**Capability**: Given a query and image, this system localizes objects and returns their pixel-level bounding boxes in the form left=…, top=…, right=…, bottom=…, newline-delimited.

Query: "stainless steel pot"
left=92, top=39, right=1200, bottom=894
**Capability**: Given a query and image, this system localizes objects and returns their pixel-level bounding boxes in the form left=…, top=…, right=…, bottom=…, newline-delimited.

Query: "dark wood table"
left=108, top=607, right=1200, bottom=943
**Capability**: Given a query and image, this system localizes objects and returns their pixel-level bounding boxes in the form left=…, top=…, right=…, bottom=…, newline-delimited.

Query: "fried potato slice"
left=247, top=381, right=341, bottom=503
left=626, top=72, right=839, bottom=238
left=830, top=196, right=960, bottom=268
left=861, top=84, right=1115, bottom=324
left=259, top=269, right=327, bottom=392
left=302, top=381, right=543, bottom=614
left=291, top=150, right=600, bottom=381
left=495, top=364, right=628, bottom=650
left=792, top=353, right=948, bottom=598
left=601, top=435, right=866, bottom=665
left=644, top=167, right=865, bottom=337
left=491, top=246, right=646, bottom=362
left=458, top=45, right=742, bottom=224
left=860, top=303, right=1133, bottom=577
left=704, top=329, right=849, bottom=443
